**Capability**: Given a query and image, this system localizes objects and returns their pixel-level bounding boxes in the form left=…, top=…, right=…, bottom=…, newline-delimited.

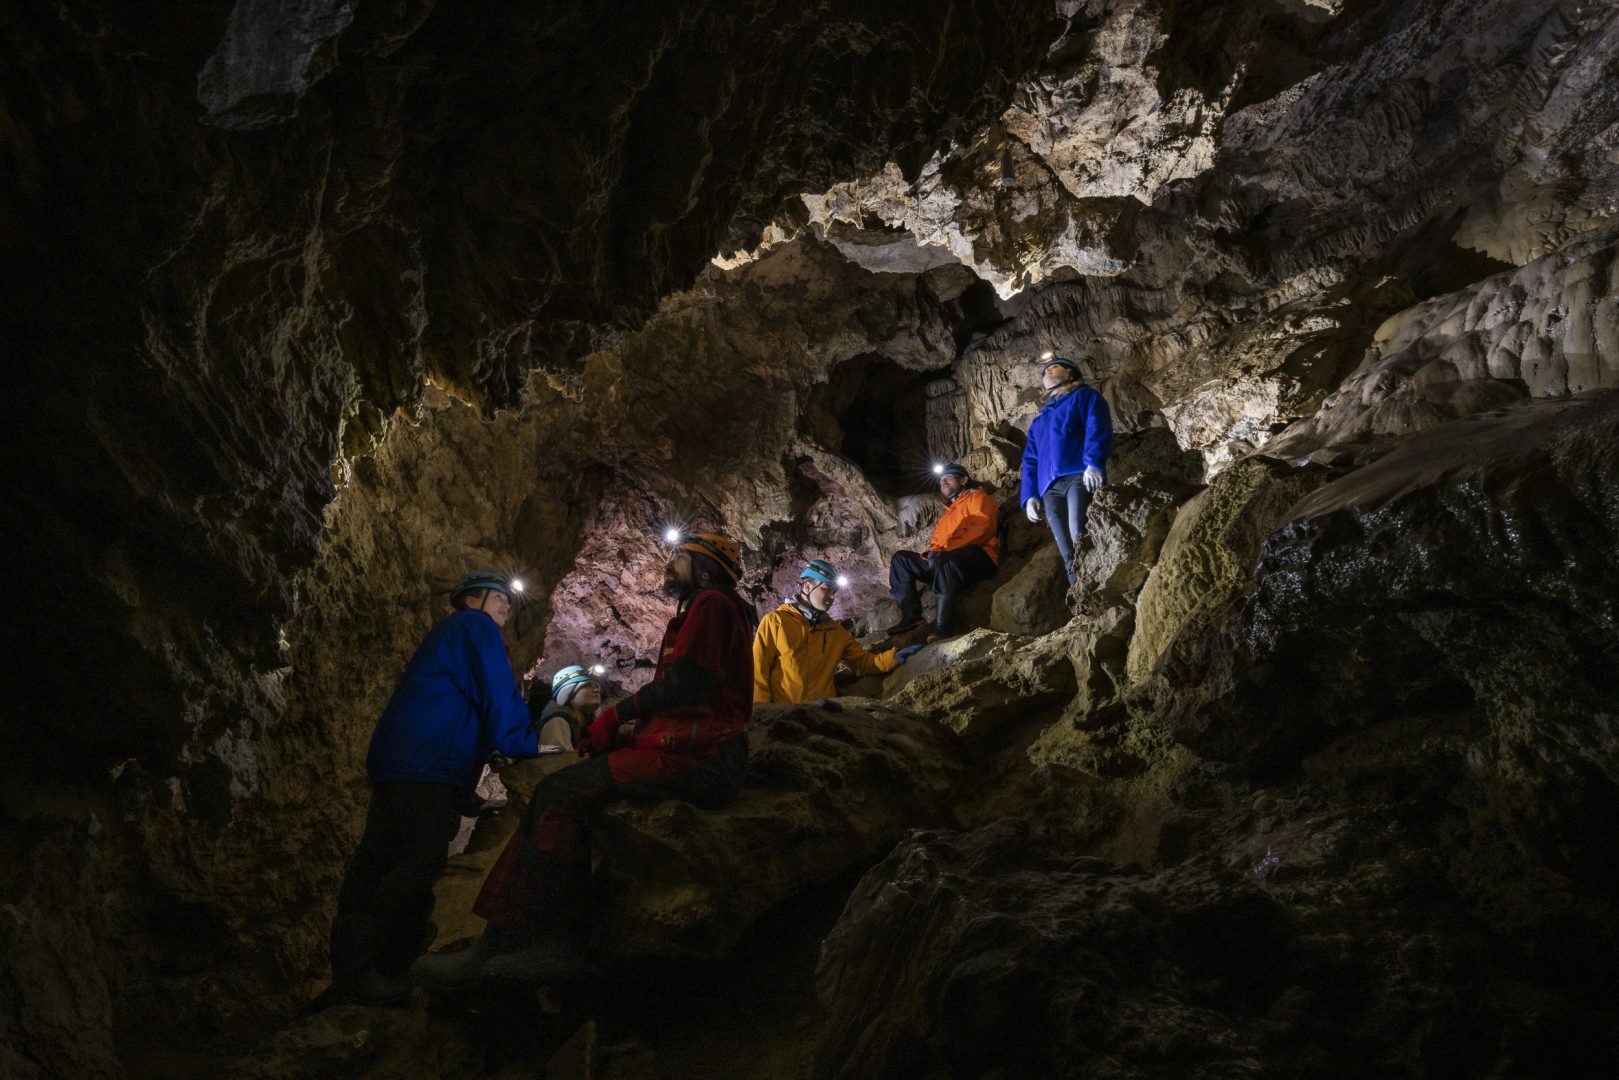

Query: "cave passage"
left=815, top=353, right=950, bottom=497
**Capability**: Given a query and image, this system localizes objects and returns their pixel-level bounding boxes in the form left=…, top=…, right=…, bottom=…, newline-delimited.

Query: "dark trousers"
left=474, top=737, right=748, bottom=946
left=331, top=781, right=461, bottom=980
left=890, top=545, right=997, bottom=635
left=1042, top=472, right=1094, bottom=584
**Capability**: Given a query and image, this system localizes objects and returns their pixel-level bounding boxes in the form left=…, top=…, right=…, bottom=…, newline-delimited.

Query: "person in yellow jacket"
left=755, top=560, right=923, bottom=703
left=886, top=462, right=1000, bottom=637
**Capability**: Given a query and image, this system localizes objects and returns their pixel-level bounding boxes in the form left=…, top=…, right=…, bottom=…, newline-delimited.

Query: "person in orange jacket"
left=886, top=462, right=1000, bottom=637
left=754, top=560, right=923, bottom=703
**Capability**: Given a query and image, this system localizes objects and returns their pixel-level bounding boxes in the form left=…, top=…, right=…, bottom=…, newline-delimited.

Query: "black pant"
left=330, top=781, right=461, bottom=980
left=890, top=545, right=996, bottom=635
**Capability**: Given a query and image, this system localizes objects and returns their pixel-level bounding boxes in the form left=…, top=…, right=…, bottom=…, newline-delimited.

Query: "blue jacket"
left=366, top=609, right=538, bottom=792
left=1020, top=384, right=1113, bottom=504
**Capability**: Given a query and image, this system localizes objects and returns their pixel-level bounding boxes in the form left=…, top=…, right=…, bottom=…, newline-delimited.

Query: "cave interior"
left=3, top=0, right=1618, bottom=1077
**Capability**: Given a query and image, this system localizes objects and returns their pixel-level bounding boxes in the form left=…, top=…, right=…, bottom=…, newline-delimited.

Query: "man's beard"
left=661, top=568, right=687, bottom=597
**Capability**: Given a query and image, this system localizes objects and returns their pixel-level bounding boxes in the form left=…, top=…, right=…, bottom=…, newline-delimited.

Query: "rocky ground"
left=4, top=0, right=1618, bottom=1076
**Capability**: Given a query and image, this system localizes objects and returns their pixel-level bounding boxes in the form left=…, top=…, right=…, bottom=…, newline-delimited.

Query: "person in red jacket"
left=411, top=531, right=757, bottom=990
left=887, top=462, right=1000, bottom=638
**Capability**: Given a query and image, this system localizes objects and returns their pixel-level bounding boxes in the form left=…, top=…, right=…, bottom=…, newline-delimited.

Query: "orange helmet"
left=676, top=531, right=743, bottom=584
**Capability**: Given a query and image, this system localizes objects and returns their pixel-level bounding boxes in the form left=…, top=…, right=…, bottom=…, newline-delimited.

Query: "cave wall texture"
left=2, top=0, right=1617, bottom=1076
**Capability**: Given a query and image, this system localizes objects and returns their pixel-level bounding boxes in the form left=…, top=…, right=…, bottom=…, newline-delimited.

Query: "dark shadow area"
left=809, top=353, right=942, bottom=496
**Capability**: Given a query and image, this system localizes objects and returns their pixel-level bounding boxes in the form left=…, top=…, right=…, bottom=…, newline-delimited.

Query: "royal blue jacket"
left=1020, top=385, right=1114, bottom=504
left=365, top=608, right=538, bottom=792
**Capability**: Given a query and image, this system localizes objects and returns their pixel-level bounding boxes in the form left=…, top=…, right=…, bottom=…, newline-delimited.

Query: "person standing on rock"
left=755, top=559, right=923, bottom=704
left=320, top=571, right=541, bottom=1009
left=530, top=665, right=604, bottom=751
left=1021, top=351, right=1113, bottom=585
left=412, top=531, right=758, bottom=990
left=887, top=462, right=1001, bottom=639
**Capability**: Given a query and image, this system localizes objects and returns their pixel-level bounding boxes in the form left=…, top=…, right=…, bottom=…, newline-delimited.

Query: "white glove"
left=1082, top=466, right=1105, bottom=493
left=1024, top=497, right=1043, bottom=523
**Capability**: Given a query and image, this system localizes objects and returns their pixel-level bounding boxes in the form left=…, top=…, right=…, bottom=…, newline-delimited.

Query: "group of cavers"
left=316, top=352, right=1113, bottom=1008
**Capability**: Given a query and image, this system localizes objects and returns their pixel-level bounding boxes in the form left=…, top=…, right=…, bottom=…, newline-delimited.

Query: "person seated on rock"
left=1021, top=351, right=1113, bottom=585
left=887, top=463, right=1000, bottom=639
left=320, top=571, right=542, bottom=1009
left=411, top=532, right=758, bottom=990
left=530, top=665, right=604, bottom=751
left=754, top=559, right=923, bottom=704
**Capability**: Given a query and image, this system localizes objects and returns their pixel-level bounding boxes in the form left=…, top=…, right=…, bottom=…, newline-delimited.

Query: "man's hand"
left=1082, top=466, right=1105, bottom=493
left=1024, top=497, right=1042, bottom=523
left=895, top=644, right=923, bottom=664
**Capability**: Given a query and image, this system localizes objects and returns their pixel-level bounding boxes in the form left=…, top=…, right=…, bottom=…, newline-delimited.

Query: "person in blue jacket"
left=1021, top=352, right=1114, bottom=585
left=319, top=571, right=540, bottom=1008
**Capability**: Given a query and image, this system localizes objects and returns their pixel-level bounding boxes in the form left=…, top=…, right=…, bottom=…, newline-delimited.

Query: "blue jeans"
left=1042, top=472, right=1093, bottom=584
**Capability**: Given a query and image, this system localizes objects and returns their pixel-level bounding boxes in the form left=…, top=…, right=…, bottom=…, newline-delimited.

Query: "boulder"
left=1123, top=456, right=1335, bottom=732
left=815, top=805, right=1619, bottom=1080
left=814, top=822, right=1296, bottom=1080
left=1072, top=478, right=1197, bottom=614
left=989, top=543, right=1069, bottom=635
left=884, top=630, right=1077, bottom=744
left=589, top=699, right=963, bottom=959
left=1237, top=392, right=1619, bottom=782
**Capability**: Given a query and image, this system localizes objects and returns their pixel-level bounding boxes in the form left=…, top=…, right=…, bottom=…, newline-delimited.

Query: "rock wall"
left=1, top=1, right=1060, bottom=1070
left=4, top=0, right=1619, bottom=1075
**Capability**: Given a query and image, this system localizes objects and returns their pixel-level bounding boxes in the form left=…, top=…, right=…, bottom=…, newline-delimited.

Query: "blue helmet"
left=451, top=571, right=514, bottom=605
left=937, top=462, right=969, bottom=480
left=1036, top=351, right=1083, bottom=379
left=800, top=559, right=839, bottom=587
left=550, top=664, right=599, bottom=705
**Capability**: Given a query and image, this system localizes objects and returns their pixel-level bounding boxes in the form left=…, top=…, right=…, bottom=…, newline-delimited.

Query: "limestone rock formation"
left=5, top=0, right=1619, bottom=1074
left=592, top=699, right=964, bottom=960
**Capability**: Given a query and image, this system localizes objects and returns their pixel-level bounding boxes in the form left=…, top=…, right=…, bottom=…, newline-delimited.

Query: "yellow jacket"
left=753, top=601, right=900, bottom=704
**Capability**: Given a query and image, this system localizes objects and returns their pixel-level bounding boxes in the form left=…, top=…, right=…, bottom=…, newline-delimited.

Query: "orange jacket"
left=929, top=486, right=1000, bottom=563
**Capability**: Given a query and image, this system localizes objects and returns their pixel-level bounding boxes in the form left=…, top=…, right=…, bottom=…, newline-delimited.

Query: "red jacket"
left=617, top=588, right=756, bottom=753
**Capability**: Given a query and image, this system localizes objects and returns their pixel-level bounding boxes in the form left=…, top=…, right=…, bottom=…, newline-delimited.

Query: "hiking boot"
left=311, top=968, right=411, bottom=1010
left=480, top=938, right=586, bottom=985
left=410, top=936, right=495, bottom=991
